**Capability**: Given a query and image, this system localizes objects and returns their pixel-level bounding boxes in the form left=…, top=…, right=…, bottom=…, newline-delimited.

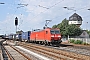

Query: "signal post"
left=15, top=17, right=18, bottom=45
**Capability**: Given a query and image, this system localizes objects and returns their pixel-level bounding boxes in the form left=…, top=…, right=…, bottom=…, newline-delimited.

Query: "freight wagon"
left=11, top=34, right=21, bottom=41
left=21, top=31, right=31, bottom=42
left=8, top=34, right=14, bottom=40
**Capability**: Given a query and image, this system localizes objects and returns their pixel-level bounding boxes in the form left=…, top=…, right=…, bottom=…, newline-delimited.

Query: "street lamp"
left=63, top=7, right=68, bottom=9
left=63, top=6, right=76, bottom=12
left=0, top=2, right=5, bottom=4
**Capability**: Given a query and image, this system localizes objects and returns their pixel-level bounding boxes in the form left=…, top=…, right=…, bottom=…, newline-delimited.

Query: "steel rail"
left=10, top=45, right=31, bottom=60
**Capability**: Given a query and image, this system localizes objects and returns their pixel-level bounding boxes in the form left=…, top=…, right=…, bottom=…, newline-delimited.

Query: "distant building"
left=69, top=13, right=83, bottom=27
left=80, top=30, right=89, bottom=38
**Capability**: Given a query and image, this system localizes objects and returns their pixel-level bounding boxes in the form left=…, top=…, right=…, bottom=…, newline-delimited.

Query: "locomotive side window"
left=46, top=31, right=48, bottom=34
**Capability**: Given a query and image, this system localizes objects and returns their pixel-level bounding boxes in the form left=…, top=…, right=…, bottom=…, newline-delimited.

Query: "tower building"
left=69, top=13, right=83, bottom=27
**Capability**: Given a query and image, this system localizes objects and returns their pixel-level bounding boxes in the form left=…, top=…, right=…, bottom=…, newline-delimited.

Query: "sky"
left=0, top=0, right=90, bottom=35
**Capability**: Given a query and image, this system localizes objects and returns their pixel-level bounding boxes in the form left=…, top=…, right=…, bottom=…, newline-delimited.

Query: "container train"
left=21, top=31, right=31, bottom=42
left=8, top=28, right=62, bottom=45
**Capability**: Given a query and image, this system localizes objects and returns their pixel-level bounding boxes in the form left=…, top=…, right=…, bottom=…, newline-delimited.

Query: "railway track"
left=54, top=44, right=90, bottom=56
left=18, top=42, right=90, bottom=60
left=6, top=40, right=90, bottom=60
left=68, top=44, right=90, bottom=51
left=1, top=44, right=8, bottom=60
left=2, top=44, right=31, bottom=60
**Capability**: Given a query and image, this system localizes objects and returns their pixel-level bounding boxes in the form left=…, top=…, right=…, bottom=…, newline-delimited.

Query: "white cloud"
left=0, top=0, right=90, bottom=34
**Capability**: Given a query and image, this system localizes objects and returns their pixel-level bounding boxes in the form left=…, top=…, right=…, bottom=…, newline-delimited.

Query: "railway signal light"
left=15, top=17, right=18, bottom=26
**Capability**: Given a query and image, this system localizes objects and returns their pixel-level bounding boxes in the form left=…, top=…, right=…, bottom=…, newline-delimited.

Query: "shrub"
left=69, top=39, right=75, bottom=43
left=83, top=42, right=86, bottom=45
left=69, top=39, right=83, bottom=44
left=74, top=40, right=83, bottom=44
left=82, top=42, right=89, bottom=45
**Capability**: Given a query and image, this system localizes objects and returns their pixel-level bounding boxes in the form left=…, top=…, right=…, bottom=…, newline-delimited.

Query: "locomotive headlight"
left=58, top=36, right=61, bottom=37
left=51, top=36, right=54, bottom=37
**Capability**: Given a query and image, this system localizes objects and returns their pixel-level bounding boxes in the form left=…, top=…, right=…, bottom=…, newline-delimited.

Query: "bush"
left=82, top=42, right=89, bottom=45
left=83, top=42, right=87, bottom=45
left=74, top=40, right=83, bottom=44
left=69, top=39, right=75, bottom=43
left=69, top=39, right=83, bottom=44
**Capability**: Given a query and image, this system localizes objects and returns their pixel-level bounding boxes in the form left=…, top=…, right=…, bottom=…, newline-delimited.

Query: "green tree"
left=52, top=18, right=82, bottom=37
left=52, top=25, right=57, bottom=28
left=65, top=24, right=82, bottom=36
left=86, top=30, right=90, bottom=35
left=52, top=18, right=69, bottom=36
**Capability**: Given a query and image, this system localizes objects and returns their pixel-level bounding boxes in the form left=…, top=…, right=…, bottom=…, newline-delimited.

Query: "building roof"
left=80, top=31, right=89, bottom=38
left=69, top=13, right=83, bottom=21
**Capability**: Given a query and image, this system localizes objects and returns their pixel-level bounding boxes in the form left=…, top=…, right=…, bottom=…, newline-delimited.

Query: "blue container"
left=21, top=31, right=31, bottom=41
left=8, top=34, right=14, bottom=40
left=12, top=34, right=21, bottom=41
left=8, top=35, right=13, bottom=40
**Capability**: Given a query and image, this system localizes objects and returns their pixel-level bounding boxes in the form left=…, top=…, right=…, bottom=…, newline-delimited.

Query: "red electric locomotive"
left=30, top=28, right=62, bottom=45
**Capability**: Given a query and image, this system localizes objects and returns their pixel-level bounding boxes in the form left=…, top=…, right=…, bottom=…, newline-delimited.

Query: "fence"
left=69, top=38, right=90, bottom=44
left=61, top=35, right=90, bottom=44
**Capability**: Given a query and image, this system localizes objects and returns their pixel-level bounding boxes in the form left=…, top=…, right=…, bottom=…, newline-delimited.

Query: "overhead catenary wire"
left=32, top=0, right=89, bottom=23
left=38, top=0, right=65, bottom=9
left=51, top=5, right=90, bottom=20
left=13, top=2, right=28, bottom=31
left=18, top=0, right=90, bottom=29
left=48, top=0, right=64, bottom=9
left=16, top=0, right=65, bottom=30
left=15, top=0, right=65, bottom=29
left=28, top=0, right=65, bottom=21
left=3, top=0, right=90, bottom=34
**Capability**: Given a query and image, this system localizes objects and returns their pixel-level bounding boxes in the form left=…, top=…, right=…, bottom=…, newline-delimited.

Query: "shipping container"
left=8, top=34, right=14, bottom=40
left=21, top=31, right=31, bottom=42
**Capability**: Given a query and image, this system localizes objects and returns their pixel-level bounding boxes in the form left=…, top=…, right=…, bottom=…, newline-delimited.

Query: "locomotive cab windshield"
left=50, top=30, right=60, bottom=34
left=50, top=29, right=62, bottom=45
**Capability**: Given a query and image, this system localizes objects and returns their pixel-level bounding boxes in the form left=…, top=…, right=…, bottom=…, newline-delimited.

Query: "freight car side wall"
left=21, top=31, right=31, bottom=41
left=22, top=32, right=27, bottom=40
